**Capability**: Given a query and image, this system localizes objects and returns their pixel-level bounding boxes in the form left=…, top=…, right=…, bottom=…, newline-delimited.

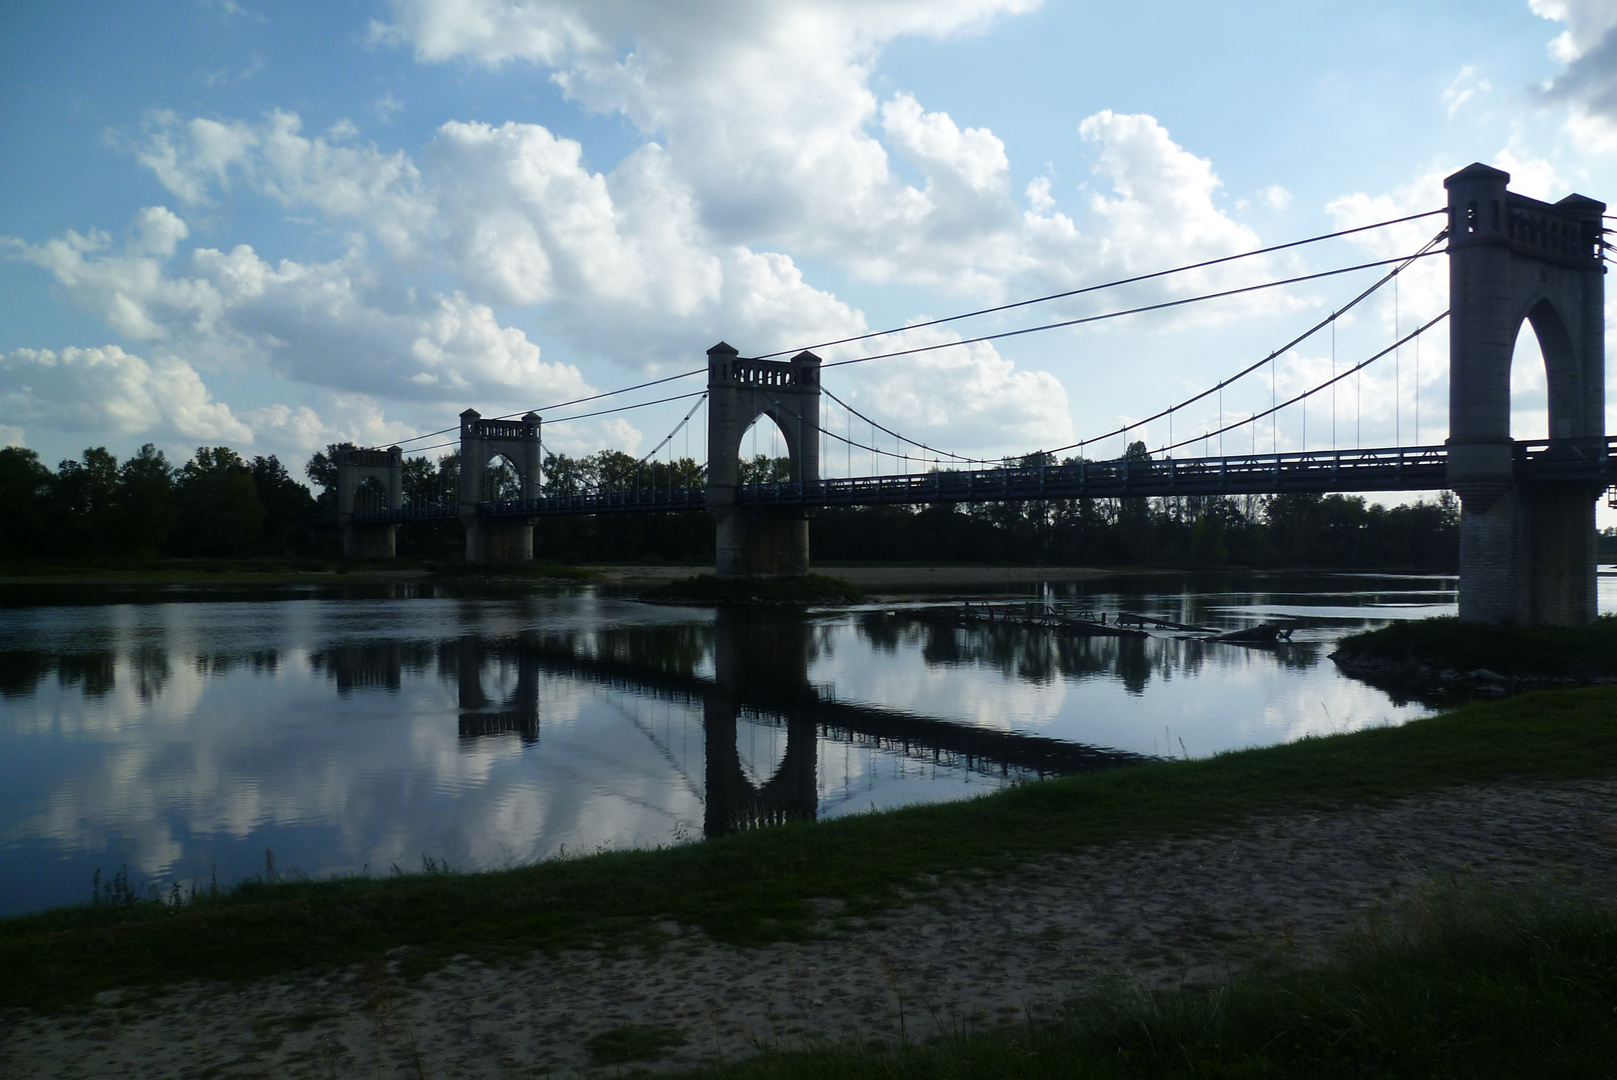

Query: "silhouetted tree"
left=0, top=447, right=52, bottom=557
left=116, top=444, right=176, bottom=557
left=172, top=447, right=265, bottom=556
left=50, top=447, right=121, bottom=555
left=250, top=455, right=316, bottom=542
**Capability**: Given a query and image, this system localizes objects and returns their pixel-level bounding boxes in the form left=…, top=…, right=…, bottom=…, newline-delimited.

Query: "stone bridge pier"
left=1445, top=163, right=1606, bottom=624
left=334, top=446, right=402, bottom=558
left=703, top=610, right=818, bottom=836
left=459, top=410, right=543, bottom=563
left=705, top=342, right=821, bottom=578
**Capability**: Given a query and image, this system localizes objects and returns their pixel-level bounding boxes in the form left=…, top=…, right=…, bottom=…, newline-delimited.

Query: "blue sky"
left=3, top=0, right=1615, bottom=508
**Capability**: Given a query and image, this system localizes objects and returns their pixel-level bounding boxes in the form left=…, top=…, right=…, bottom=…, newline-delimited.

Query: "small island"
left=1332, top=615, right=1617, bottom=688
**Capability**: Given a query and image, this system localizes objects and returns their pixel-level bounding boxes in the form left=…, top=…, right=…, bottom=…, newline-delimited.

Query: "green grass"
left=2, top=686, right=1615, bottom=1013
left=669, top=883, right=1617, bottom=1079
left=1334, top=614, right=1617, bottom=680
left=642, top=572, right=866, bottom=605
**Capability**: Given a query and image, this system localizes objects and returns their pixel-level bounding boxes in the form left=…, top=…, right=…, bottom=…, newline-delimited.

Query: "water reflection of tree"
left=57, top=652, right=116, bottom=697
left=857, top=614, right=1327, bottom=697
left=130, top=645, right=170, bottom=700
left=0, top=651, right=53, bottom=698
left=315, top=644, right=402, bottom=693
left=544, top=623, right=713, bottom=680
left=193, top=650, right=284, bottom=678
left=1272, top=641, right=1322, bottom=669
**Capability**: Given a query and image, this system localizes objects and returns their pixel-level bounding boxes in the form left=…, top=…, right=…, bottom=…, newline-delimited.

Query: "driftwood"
left=1212, top=623, right=1294, bottom=645
left=912, top=604, right=1150, bottom=639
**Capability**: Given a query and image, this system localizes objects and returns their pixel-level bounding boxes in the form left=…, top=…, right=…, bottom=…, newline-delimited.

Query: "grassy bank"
left=1333, top=614, right=1617, bottom=681
left=2, top=686, right=1616, bottom=1013
left=671, top=883, right=1617, bottom=1079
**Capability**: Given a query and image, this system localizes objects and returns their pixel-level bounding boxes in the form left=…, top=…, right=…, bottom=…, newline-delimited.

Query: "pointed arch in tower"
left=1444, top=162, right=1606, bottom=624
left=704, top=342, right=822, bottom=577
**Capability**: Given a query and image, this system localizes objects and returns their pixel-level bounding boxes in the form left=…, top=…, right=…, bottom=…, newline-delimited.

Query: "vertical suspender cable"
left=1271, top=357, right=1277, bottom=453
left=1414, top=312, right=1420, bottom=444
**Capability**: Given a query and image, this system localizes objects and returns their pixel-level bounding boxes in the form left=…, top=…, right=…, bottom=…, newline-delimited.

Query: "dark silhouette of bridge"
left=331, top=163, right=1614, bottom=625
left=322, top=611, right=1147, bottom=838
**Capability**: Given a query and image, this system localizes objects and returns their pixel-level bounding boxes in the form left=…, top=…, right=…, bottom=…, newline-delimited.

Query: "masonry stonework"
left=459, top=410, right=543, bottom=564
left=1445, top=162, right=1606, bottom=624
left=334, top=446, right=402, bottom=558
left=705, top=342, right=822, bottom=578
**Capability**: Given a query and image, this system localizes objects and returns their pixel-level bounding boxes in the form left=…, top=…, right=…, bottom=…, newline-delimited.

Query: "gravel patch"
left=4, top=778, right=1615, bottom=1078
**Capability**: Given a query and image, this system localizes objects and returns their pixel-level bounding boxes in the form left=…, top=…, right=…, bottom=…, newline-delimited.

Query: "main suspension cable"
left=821, top=387, right=981, bottom=466
left=545, top=390, right=708, bottom=425
left=753, top=209, right=1445, bottom=360
left=372, top=214, right=1444, bottom=454
left=637, top=394, right=708, bottom=465
left=820, top=250, right=1444, bottom=373
left=1149, top=312, right=1449, bottom=457
left=1052, top=228, right=1447, bottom=458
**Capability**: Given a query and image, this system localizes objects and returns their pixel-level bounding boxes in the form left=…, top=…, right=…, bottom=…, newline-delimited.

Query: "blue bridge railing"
left=338, top=438, right=1617, bottom=523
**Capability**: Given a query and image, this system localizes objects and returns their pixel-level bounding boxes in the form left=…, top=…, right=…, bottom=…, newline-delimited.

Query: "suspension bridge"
left=328, top=163, right=1613, bottom=625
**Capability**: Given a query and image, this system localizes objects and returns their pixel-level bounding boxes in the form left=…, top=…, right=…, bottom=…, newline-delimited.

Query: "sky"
left=4, top=0, right=1617, bottom=513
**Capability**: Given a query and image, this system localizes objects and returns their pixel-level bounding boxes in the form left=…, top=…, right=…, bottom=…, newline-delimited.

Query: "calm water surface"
left=2, top=570, right=1612, bottom=916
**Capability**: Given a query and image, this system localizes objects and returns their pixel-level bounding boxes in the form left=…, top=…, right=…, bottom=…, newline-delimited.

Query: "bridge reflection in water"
left=322, top=610, right=1149, bottom=839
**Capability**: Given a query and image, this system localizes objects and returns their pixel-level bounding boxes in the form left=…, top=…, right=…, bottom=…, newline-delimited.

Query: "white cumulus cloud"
left=0, top=346, right=253, bottom=443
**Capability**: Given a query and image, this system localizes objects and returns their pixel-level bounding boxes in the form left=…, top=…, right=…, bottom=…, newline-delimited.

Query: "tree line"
left=0, top=444, right=315, bottom=559
left=0, top=439, right=1487, bottom=570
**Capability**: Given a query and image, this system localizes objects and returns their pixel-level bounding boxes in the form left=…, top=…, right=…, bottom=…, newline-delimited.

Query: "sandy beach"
left=5, top=777, right=1613, bottom=1078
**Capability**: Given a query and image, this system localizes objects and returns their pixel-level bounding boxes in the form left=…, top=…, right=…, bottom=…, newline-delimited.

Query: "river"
left=1, top=569, right=1610, bottom=917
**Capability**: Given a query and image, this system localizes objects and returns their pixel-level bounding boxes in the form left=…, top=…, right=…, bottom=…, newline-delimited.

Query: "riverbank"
left=1331, top=615, right=1617, bottom=690
left=4, top=761, right=1614, bottom=1076
left=0, top=686, right=1562, bottom=1006
left=595, top=563, right=1119, bottom=594
left=0, top=560, right=1120, bottom=592
left=0, top=557, right=596, bottom=586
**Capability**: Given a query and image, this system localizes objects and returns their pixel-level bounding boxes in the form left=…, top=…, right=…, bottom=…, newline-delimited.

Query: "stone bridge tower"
left=458, top=410, right=543, bottom=563
left=333, top=446, right=402, bottom=558
left=705, top=342, right=821, bottom=577
left=1445, top=162, right=1606, bottom=624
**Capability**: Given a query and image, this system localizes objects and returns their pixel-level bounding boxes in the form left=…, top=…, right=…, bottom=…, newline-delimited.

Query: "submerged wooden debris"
left=904, top=601, right=1294, bottom=645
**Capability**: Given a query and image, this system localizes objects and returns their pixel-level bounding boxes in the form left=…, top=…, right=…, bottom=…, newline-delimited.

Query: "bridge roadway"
left=515, top=633, right=1148, bottom=777
left=352, top=437, right=1617, bottom=523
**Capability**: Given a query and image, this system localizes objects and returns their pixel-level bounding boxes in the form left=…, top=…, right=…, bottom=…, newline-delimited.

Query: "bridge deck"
left=342, top=438, right=1616, bottom=523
